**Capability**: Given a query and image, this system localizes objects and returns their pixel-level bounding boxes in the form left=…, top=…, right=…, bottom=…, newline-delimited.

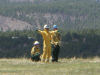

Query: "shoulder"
left=38, top=30, right=45, bottom=34
left=32, top=47, right=35, bottom=49
left=50, top=31, right=54, bottom=34
left=56, top=30, right=60, bottom=34
left=32, top=46, right=37, bottom=50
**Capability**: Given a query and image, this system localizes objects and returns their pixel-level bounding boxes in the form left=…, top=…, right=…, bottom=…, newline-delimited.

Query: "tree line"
left=0, top=30, right=100, bottom=58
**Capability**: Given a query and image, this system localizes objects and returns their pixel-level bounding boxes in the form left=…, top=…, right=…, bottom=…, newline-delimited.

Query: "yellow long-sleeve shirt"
left=31, top=46, right=40, bottom=55
left=50, top=30, right=61, bottom=45
left=38, top=30, right=51, bottom=45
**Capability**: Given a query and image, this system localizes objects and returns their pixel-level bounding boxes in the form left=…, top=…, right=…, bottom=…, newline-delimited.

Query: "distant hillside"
left=8, top=0, right=34, bottom=3
left=0, top=0, right=56, bottom=3
left=0, top=0, right=100, bottom=31
left=0, top=15, right=33, bottom=31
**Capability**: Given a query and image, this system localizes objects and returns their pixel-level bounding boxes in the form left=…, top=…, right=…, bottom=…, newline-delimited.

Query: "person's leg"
left=34, top=53, right=40, bottom=61
left=52, top=45, right=57, bottom=62
left=45, top=45, right=51, bottom=63
left=48, top=45, right=51, bottom=62
left=54, top=45, right=57, bottom=62
left=31, top=54, right=35, bottom=61
left=45, top=49, right=48, bottom=62
left=41, top=48, right=47, bottom=62
left=55, top=45, right=60, bottom=62
left=52, top=44, right=54, bottom=61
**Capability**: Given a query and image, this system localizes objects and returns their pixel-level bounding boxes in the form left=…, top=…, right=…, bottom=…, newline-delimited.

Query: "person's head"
left=44, top=24, right=49, bottom=31
left=34, top=41, right=40, bottom=47
left=53, top=25, right=58, bottom=30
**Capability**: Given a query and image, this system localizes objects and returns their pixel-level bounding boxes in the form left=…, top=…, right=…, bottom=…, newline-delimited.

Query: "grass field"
left=0, top=58, right=100, bottom=75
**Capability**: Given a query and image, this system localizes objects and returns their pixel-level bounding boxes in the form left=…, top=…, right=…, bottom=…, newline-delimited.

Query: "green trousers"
left=31, top=53, right=40, bottom=61
left=52, top=44, right=60, bottom=62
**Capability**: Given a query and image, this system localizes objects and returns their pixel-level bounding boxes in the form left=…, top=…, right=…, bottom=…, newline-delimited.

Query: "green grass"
left=0, top=58, right=100, bottom=75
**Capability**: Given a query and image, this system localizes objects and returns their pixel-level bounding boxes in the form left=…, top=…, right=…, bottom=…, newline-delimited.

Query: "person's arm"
left=31, top=47, right=35, bottom=55
left=58, top=32, right=61, bottom=45
left=58, top=33, right=61, bottom=41
left=37, top=30, right=44, bottom=35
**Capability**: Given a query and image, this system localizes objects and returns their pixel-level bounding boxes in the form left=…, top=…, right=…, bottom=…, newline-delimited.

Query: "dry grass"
left=0, top=57, right=100, bottom=75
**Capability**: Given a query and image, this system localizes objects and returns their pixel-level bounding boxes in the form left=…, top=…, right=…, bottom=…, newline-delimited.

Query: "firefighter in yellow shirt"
left=50, top=25, right=61, bottom=62
left=37, top=25, right=52, bottom=63
left=31, top=41, right=40, bottom=61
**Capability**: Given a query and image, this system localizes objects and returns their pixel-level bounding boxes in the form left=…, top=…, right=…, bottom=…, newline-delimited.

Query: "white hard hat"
left=44, top=24, right=49, bottom=29
left=34, top=41, right=40, bottom=45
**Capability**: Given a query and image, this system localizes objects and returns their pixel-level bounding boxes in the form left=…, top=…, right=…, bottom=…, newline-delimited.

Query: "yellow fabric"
left=31, top=46, right=40, bottom=55
left=50, top=30, right=61, bottom=45
left=38, top=30, right=51, bottom=62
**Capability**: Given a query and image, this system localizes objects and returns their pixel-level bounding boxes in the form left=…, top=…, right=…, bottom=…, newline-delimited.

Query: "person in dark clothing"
left=52, top=44, right=60, bottom=62
left=50, top=25, right=61, bottom=62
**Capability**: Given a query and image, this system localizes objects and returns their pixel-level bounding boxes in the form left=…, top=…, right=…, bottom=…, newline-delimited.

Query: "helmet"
left=44, top=24, right=49, bottom=29
left=53, top=25, right=58, bottom=29
left=34, top=41, right=40, bottom=45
